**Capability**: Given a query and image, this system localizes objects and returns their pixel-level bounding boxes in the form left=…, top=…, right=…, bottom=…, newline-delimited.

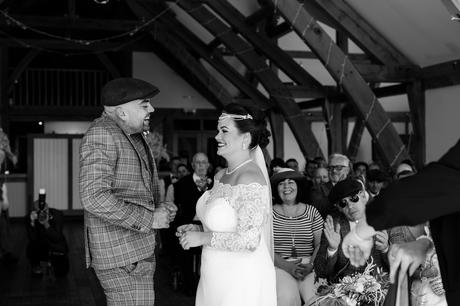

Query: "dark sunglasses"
left=337, top=193, right=360, bottom=208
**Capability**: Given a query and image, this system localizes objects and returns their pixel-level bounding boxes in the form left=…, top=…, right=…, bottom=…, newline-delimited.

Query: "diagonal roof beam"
left=203, top=0, right=325, bottom=91
left=128, top=0, right=270, bottom=110
left=160, top=17, right=271, bottom=110
left=274, top=0, right=410, bottom=169
left=304, top=0, right=412, bottom=66
left=176, top=0, right=324, bottom=159
left=127, top=0, right=233, bottom=109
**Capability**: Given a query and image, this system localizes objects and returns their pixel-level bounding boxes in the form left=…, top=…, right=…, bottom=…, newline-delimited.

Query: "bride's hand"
left=176, top=224, right=198, bottom=237
left=179, top=231, right=209, bottom=250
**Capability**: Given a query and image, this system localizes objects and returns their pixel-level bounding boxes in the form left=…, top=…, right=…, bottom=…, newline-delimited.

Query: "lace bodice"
left=197, top=180, right=271, bottom=252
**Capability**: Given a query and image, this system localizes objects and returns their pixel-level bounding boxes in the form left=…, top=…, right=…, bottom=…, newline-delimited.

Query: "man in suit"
left=173, top=152, right=212, bottom=295
left=314, top=178, right=389, bottom=283
left=80, top=78, right=177, bottom=305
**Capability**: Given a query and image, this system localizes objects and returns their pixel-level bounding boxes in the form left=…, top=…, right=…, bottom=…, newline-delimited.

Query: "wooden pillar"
left=269, top=110, right=284, bottom=158
left=324, top=99, right=344, bottom=154
left=0, top=47, right=8, bottom=131
left=407, top=80, right=426, bottom=168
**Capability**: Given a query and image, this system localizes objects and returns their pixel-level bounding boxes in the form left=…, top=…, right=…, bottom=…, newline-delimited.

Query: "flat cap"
left=328, top=178, right=362, bottom=204
left=101, top=78, right=159, bottom=106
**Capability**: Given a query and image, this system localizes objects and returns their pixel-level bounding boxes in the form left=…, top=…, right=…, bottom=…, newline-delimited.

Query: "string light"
left=0, top=1, right=177, bottom=46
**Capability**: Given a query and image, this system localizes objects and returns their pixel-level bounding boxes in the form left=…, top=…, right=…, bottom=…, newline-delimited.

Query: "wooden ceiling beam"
left=157, top=12, right=271, bottom=110
left=95, top=53, right=122, bottom=79
left=176, top=0, right=324, bottom=159
left=127, top=0, right=232, bottom=109
left=303, top=0, right=412, bottom=66
left=0, top=15, right=142, bottom=32
left=274, top=0, right=410, bottom=169
left=285, top=84, right=336, bottom=99
left=421, top=59, right=460, bottom=90
left=0, top=37, right=122, bottom=50
left=202, top=0, right=324, bottom=91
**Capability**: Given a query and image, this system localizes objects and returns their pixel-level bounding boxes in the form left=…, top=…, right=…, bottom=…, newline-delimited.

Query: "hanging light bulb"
left=94, top=0, right=110, bottom=4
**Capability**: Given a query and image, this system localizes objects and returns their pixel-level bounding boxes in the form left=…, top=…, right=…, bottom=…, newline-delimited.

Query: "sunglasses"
left=337, top=193, right=360, bottom=208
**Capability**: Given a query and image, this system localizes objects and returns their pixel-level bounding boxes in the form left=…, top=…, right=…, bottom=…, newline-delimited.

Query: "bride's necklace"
left=226, top=159, right=253, bottom=175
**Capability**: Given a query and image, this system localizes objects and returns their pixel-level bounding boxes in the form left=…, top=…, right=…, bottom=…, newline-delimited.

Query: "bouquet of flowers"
left=312, top=259, right=390, bottom=306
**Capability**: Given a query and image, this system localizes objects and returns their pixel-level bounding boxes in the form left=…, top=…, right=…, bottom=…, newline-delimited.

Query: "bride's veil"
left=251, top=145, right=274, bottom=261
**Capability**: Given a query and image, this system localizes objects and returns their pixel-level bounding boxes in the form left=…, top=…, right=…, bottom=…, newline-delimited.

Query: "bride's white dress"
left=195, top=180, right=277, bottom=306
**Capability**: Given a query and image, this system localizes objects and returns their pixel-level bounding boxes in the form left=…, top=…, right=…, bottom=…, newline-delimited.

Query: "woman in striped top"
left=271, top=168, right=323, bottom=306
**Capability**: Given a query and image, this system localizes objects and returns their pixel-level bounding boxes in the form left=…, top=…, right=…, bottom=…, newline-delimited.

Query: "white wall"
left=133, top=52, right=214, bottom=110
left=45, top=121, right=91, bottom=134
left=426, top=84, right=460, bottom=162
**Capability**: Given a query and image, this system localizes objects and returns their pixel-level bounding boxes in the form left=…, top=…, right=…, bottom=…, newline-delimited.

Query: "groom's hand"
left=152, top=206, right=170, bottom=229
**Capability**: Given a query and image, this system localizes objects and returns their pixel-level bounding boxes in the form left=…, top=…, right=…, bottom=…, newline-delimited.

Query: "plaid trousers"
left=95, top=256, right=156, bottom=306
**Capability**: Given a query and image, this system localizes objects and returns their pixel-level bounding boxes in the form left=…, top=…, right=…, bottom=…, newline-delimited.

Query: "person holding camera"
left=26, top=189, right=69, bottom=277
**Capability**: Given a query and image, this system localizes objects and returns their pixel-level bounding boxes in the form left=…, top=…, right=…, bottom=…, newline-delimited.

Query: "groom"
left=80, top=78, right=177, bottom=305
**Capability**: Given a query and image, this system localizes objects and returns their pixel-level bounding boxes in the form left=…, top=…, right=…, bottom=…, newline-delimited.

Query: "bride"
left=176, top=103, right=276, bottom=306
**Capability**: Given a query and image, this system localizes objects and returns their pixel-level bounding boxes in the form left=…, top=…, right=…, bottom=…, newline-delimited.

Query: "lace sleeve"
left=209, top=184, right=269, bottom=252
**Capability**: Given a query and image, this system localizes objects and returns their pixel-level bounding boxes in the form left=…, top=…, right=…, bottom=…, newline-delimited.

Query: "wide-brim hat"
left=270, top=168, right=306, bottom=190
left=328, top=178, right=362, bottom=204
left=101, top=77, right=160, bottom=107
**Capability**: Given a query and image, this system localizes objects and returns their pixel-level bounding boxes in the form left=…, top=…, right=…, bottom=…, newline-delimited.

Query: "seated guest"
left=366, top=169, right=388, bottom=198
left=304, top=159, right=318, bottom=181
left=314, top=178, right=389, bottom=283
left=286, top=158, right=300, bottom=172
left=270, top=157, right=286, bottom=176
left=353, top=161, right=368, bottom=182
left=271, top=168, right=323, bottom=306
left=26, top=190, right=69, bottom=277
left=313, top=167, right=329, bottom=186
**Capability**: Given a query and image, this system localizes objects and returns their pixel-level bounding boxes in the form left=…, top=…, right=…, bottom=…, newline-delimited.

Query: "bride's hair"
left=222, top=103, right=271, bottom=149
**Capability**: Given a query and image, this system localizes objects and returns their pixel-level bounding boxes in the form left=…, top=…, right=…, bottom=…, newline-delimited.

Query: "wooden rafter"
left=176, top=0, right=324, bottom=159
left=304, top=0, right=412, bottom=66
left=202, top=0, right=324, bottom=91
left=156, top=14, right=271, bottom=111
left=126, top=0, right=232, bottom=109
left=274, top=0, right=410, bottom=169
left=0, top=15, right=142, bottom=32
left=95, top=53, right=122, bottom=79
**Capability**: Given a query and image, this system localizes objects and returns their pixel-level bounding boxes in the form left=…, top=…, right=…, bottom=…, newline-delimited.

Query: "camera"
left=37, top=188, right=47, bottom=222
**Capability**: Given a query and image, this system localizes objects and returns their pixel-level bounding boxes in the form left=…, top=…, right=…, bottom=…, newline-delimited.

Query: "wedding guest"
left=271, top=168, right=323, bottom=306
left=173, top=152, right=213, bottom=295
left=314, top=178, right=389, bottom=283
left=342, top=139, right=460, bottom=305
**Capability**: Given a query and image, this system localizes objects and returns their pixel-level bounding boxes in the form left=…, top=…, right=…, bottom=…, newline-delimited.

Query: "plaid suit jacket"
left=80, top=113, right=160, bottom=270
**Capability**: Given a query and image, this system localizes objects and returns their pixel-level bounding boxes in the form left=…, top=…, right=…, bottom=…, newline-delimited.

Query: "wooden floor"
left=0, top=220, right=194, bottom=306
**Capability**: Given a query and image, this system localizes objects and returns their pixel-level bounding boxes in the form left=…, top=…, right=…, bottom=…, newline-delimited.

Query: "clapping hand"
left=324, top=215, right=341, bottom=251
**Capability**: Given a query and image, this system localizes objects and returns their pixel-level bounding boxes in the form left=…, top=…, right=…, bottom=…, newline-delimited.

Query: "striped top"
left=273, top=204, right=323, bottom=258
